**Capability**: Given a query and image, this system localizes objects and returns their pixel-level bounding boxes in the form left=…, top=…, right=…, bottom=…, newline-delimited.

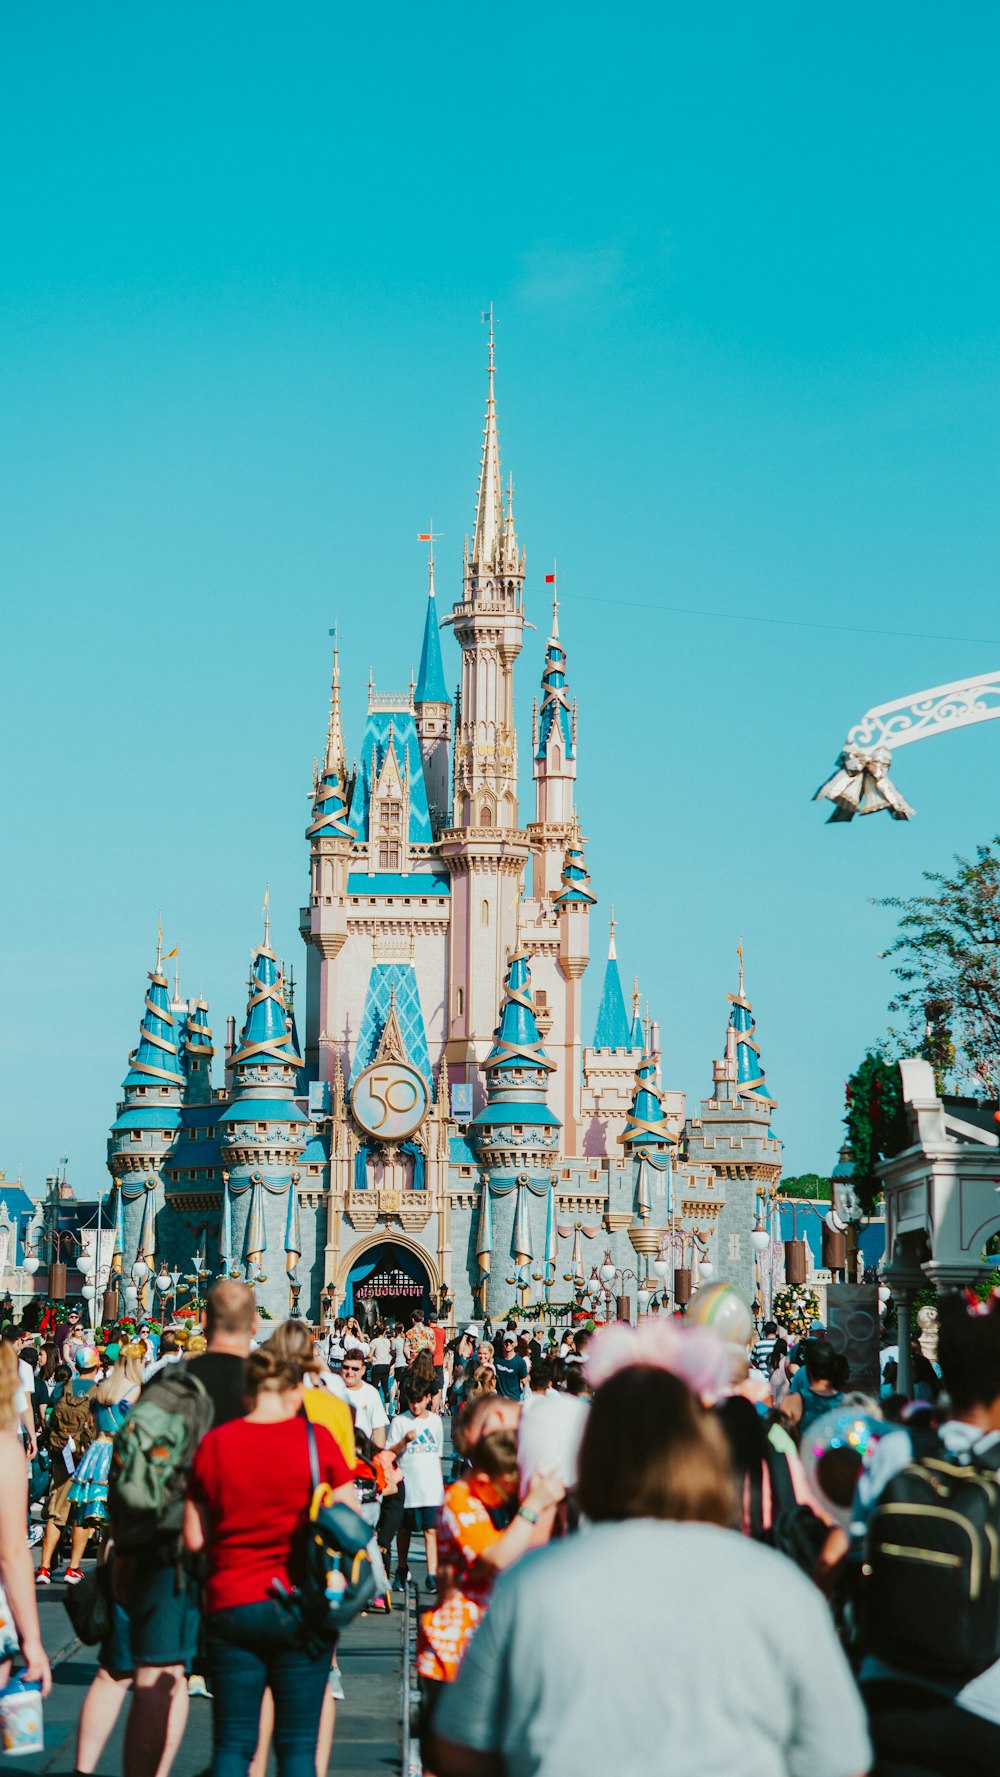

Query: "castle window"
left=379, top=801, right=402, bottom=828
left=457, top=988, right=464, bottom=1016
left=378, top=841, right=401, bottom=869
left=480, top=807, right=493, bottom=827
left=480, top=900, right=489, bottom=928
left=536, top=991, right=547, bottom=1008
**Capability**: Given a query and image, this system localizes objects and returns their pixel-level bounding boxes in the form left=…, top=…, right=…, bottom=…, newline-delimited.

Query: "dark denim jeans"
left=205, top=1600, right=331, bottom=1777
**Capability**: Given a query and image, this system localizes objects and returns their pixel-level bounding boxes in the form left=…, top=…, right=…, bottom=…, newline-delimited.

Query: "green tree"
left=778, top=1174, right=832, bottom=1200
left=880, top=841, right=1000, bottom=1092
left=845, top=1049, right=908, bottom=1213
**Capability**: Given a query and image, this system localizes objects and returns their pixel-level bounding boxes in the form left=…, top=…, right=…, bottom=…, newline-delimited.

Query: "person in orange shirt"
left=417, top=1394, right=563, bottom=1770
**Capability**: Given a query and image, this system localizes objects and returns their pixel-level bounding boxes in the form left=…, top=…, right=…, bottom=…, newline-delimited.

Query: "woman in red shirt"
left=184, top=1349, right=356, bottom=1777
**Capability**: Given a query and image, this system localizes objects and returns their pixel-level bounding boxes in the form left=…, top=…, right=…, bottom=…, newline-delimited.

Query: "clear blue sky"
left=2, top=3, right=997, bottom=1195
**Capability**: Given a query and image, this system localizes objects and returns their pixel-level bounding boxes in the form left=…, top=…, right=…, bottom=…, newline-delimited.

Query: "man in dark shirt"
left=121, top=1280, right=254, bottom=1777
left=494, top=1333, right=528, bottom=1401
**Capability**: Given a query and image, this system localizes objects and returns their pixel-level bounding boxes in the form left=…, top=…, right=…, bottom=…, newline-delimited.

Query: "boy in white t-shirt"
left=388, top=1374, right=444, bottom=1593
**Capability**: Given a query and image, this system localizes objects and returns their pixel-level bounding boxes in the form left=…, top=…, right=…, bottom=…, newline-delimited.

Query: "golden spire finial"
left=324, top=623, right=346, bottom=776
left=262, top=883, right=271, bottom=951
left=608, top=905, right=617, bottom=960
left=418, top=523, right=441, bottom=597
left=548, top=560, right=559, bottom=639
left=737, top=937, right=745, bottom=998
left=632, top=976, right=640, bottom=1019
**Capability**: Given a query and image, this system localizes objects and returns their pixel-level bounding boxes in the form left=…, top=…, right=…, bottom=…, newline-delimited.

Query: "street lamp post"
left=648, top=1226, right=712, bottom=1313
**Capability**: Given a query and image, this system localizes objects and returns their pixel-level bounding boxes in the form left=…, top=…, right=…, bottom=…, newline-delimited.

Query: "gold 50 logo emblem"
left=350, top=1061, right=429, bottom=1141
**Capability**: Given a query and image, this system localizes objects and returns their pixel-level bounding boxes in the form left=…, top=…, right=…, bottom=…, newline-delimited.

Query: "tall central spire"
left=471, top=305, right=505, bottom=573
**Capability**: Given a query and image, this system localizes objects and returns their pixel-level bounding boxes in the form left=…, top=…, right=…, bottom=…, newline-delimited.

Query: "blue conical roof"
left=482, top=950, right=555, bottom=1075
left=553, top=833, right=597, bottom=908
left=728, top=976, right=776, bottom=1110
left=307, top=766, right=355, bottom=841
left=415, top=587, right=449, bottom=704
left=123, top=962, right=185, bottom=1090
left=618, top=1054, right=673, bottom=1149
left=231, top=945, right=303, bottom=1072
left=535, top=624, right=574, bottom=762
left=594, top=952, right=631, bottom=1050
left=183, top=998, right=214, bottom=1061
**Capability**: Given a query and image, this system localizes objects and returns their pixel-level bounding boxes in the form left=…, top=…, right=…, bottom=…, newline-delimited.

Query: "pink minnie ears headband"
left=583, top=1319, right=732, bottom=1400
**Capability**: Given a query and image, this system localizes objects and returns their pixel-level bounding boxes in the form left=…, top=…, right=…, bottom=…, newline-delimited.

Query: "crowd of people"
left=0, top=1282, right=996, bottom=1775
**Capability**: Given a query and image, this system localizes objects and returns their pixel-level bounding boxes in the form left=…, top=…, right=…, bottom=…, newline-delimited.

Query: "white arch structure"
left=814, top=667, right=1000, bottom=821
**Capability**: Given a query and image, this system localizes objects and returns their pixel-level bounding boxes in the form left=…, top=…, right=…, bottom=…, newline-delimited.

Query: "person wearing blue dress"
left=64, top=1345, right=144, bottom=1584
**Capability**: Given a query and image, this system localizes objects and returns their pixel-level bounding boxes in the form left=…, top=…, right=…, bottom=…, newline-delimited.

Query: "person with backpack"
left=852, top=1292, right=1000, bottom=1775
left=64, top=1343, right=144, bottom=1581
left=783, top=1337, right=845, bottom=1437
left=111, top=1279, right=257, bottom=1777
left=184, top=1346, right=357, bottom=1777
left=35, top=1343, right=100, bottom=1585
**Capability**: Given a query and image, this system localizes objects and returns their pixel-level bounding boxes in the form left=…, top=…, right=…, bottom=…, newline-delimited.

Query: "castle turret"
left=469, top=940, right=561, bottom=1316
left=469, top=942, right=560, bottom=1171
left=530, top=591, right=578, bottom=901
left=619, top=1046, right=674, bottom=1153
left=726, top=946, right=777, bottom=1110
left=414, top=541, right=451, bottom=835
left=440, top=319, right=530, bottom=1081
left=107, top=934, right=185, bottom=1294
left=683, top=949, right=783, bottom=1306
left=182, top=996, right=214, bottom=1105
left=217, top=906, right=308, bottom=1316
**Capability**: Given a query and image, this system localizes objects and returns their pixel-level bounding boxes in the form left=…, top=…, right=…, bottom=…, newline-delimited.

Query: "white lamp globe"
left=600, top=1262, right=616, bottom=1287
left=154, top=1272, right=171, bottom=1295
left=637, top=1287, right=654, bottom=1312
left=750, top=1228, right=770, bottom=1254
left=878, top=1284, right=891, bottom=1307
left=131, top=1259, right=150, bottom=1286
left=78, top=1253, right=95, bottom=1276
left=22, top=1256, right=40, bottom=1276
left=699, top=1258, right=714, bottom=1278
left=652, top=1258, right=671, bottom=1284
left=124, top=1284, right=139, bottom=1307
left=81, top=1284, right=95, bottom=1301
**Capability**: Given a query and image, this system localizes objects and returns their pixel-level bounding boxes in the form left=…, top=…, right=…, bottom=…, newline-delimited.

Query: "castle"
left=107, top=333, right=782, bottom=1326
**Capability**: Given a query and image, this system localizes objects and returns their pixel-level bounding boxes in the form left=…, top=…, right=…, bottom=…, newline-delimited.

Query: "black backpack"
left=862, top=1432, right=1000, bottom=1680
left=766, top=1444, right=829, bottom=1576
left=274, top=1417, right=375, bottom=1642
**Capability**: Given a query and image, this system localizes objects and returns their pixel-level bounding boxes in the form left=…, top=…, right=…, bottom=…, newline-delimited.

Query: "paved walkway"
left=22, top=1581, right=403, bottom=1776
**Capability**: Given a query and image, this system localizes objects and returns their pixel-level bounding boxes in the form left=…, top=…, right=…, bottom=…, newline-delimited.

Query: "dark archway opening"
left=343, top=1240, right=433, bottom=1329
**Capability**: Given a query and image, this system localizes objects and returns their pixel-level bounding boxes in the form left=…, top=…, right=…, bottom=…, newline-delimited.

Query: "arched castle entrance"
left=337, top=1235, right=438, bottom=1328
